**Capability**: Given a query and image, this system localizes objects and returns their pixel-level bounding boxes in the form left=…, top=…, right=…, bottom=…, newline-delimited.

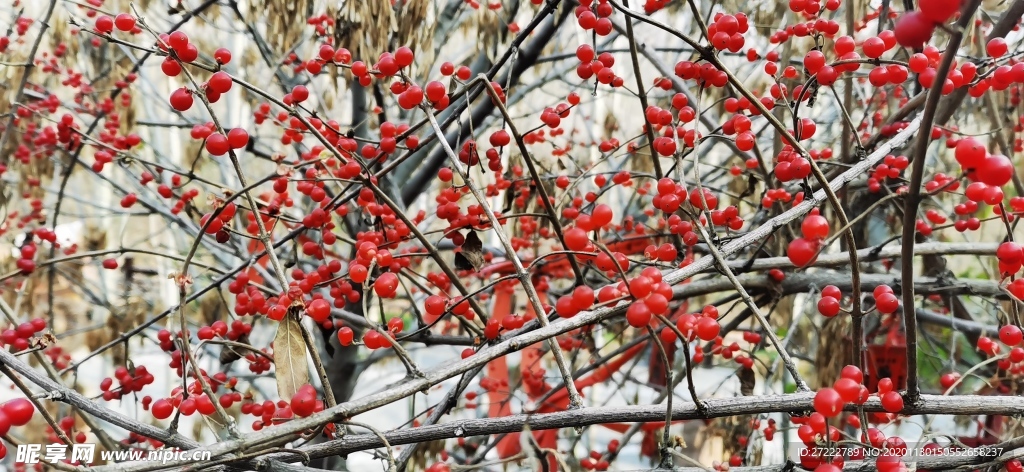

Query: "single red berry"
left=374, top=272, right=399, bottom=298
left=214, top=48, right=232, bottom=64
left=894, top=12, right=935, bottom=49
left=2, top=399, right=35, bottom=426
left=695, top=317, right=721, bottom=341
left=205, top=133, right=230, bottom=156
left=291, top=85, right=309, bottom=103
left=227, top=128, right=249, bottom=149
left=337, top=327, right=354, bottom=346
left=880, top=391, right=904, bottom=413
left=987, top=38, right=1009, bottom=57
left=1000, top=325, right=1023, bottom=346
left=169, top=88, right=193, bottom=111
left=114, top=14, right=136, bottom=32
left=306, top=299, right=331, bottom=322
left=813, top=388, right=844, bottom=417
left=625, top=301, right=652, bottom=327
left=151, top=399, right=174, bottom=420
left=918, top=0, right=961, bottom=23
left=817, top=296, right=840, bottom=317
left=787, top=237, right=820, bottom=267
left=208, top=71, right=233, bottom=94
left=95, top=16, right=114, bottom=34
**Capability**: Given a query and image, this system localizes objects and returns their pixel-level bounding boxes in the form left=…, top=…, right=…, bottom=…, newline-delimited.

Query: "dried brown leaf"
left=274, top=313, right=309, bottom=401
left=454, top=231, right=484, bottom=271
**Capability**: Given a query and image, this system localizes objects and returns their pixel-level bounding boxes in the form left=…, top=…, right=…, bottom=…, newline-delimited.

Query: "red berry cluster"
left=0, top=318, right=47, bottom=352
left=99, top=365, right=155, bottom=401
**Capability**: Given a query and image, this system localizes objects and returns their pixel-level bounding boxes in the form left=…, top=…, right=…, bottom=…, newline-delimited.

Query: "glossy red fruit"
left=625, top=301, right=652, bottom=327
left=939, top=372, right=960, bottom=390
left=841, top=364, right=864, bottom=383
left=306, top=299, right=331, bottom=322
left=214, top=48, right=232, bottom=64
left=291, top=85, right=309, bottom=102
left=817, top=296, right=840, bottom=317
left=998, top=242, right=1023, bottom=264
left=227, top=128, right=249, bottom=149
left=987, top=38, right=1009, bottom=58
left=894, top=12, right=935, bottom=49
left=208, top=71, right=233, bottom=94
left=801, top=214, right=829, bottom=239
left=205, top=133, right=230, bottom=156
left=290, top=385, right=317, bottom=417
left=337, top=327, right=354, bottom=346
left=787, top=237, right=819, bottom=267
left=880, top=391, right=904, bottom=413
left=564, top=227, right=589, bottom=251
left=695, top=317, right=720, bottom=341
left=833, top=378, right=861, bottom=402
left=425, top=463, right=451, bottom=472
left=978, top=154, right=1013, bottom=187
left=0, top=411, right=10, bottom=436
left=822, top=285, right=842, bottom=300
left=424, top=295, right=446, bottom=317
left=813, top=388, right=844, bottom=417
left=875, top=292, right=900, bottom=314
left=114, top=14, right=136, bottom=32
left=918, top=0, right=961, bottom=23
left=374, top=272, right=399, bottom=298
left=1000, top=325, right=1023, bottom=346
left=151, top=399, right=174, bottom=419
left=169, top=88, right=193, bottom=111
left=95, top=16, right=114, bottom=33
left=102, top=258, right=118, bottom=270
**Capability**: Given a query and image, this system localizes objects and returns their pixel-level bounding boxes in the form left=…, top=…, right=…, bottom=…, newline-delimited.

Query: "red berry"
left=95, top=16, right=114, bottom=34
left=564, top=227, right=590, bottom=251
left=978, top=154, right=1013, bottom=187
left=813, top=388, right=844, bottom=417
left=337, top=327, right=354, bottom=346
left=168, top=31, right=189, bottom=51
left=1000, top=325, right=1023, bottom=346
left=306, top=299, right=331, bottom=322
left=801, top=214, right=829, bottom=239
left=833, top=378, right=861, bottom=402
left=625, top=301, right=652, bottom=327
left=227, top=128, right=249, bottom=149
left=939, top=372, right=960, bottom=390
left=291, top=85, right=309, bottom=103
left=114, top=14, right=136, bottom=32
left=151, top=399, right=174, bottom=419
left=102, top=258, right=119, bottom=270
left=374, top=272, right=399, bottom=298
left=987, top=38, right=1009, bottom=57
left=169, top=88, right=193, bottom=111
left=894, top=12, right=935, bottom=49
left=817, top=296, right=840, bottom=317
left=214, top=48, right=232, bottom=64
left=208, top=71, right=233, bottom=94
left=918, top=0, right=961, bottom=23
left=0, top=412, right=9, bottom=436
left=880, top=391, right=904, bottom=413
left=695, top=316, right=721, bottom=341
left=787, top=237, right=820, bottom=267
left=841, top=365, right=864, bottom=383
left=394, top=46, right=415, bottom=67
left=206, top=133, right=230, bottom=156
left=2, top=399, right=34, bottom=426
left=875, top=292, right=900, bottom=314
